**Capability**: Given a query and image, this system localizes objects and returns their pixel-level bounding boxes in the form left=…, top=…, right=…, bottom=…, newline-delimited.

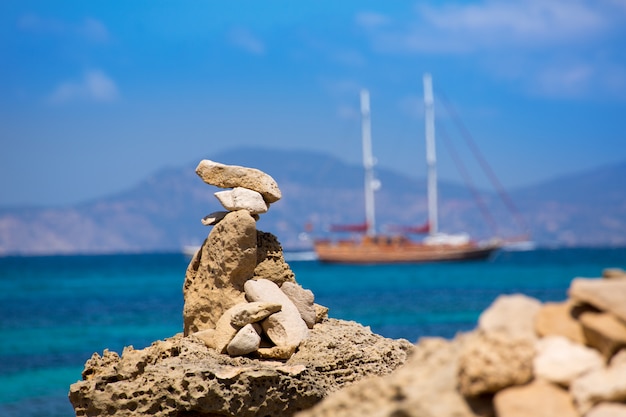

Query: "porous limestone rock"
left=254, top=231, right=296, bottom=286
left=244, top=279, right=309, bottom=348
left=215, top=187, right=269, bottom=214
left=296, top=336, right=493, bottom=417
left=569, top=278, right=626, bottom=322
left=281, top=281, right=316, bottom=329
left=457, top=330, right=535, bottom=397
left=493, top=379, right=579, bottom=417
left=534, top=301, right=586, bottom=344
left=478, top=294, right=542, bottom=340
left=196, top=159, right=282, bottom=203
left=69, top=320, right=413, bottom=417
left=533, top=335, right=604, bottom=387
left=183, top=210, right=257, bottom=335
left=579, top=311, right=626, bottom=360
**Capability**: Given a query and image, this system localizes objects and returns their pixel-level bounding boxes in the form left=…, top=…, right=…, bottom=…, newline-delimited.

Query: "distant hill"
left=0, top=148, right=624, bottom=255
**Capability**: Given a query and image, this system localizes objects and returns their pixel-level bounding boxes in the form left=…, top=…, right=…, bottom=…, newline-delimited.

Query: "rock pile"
left=68, top=160, right=413, bottom=417
left=296, top=268, right=626, bottom=417
left=184, top=160, right=316, bottom=360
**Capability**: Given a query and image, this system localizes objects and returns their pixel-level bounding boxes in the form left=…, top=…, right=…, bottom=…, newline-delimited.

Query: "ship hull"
left=314, top=238, right=499, bottom=264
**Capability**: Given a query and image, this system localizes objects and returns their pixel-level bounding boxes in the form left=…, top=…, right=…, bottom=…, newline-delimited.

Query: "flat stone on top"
left=215, top=188, right=268, bottom=214
left=196, top=160, right=282, bottom=203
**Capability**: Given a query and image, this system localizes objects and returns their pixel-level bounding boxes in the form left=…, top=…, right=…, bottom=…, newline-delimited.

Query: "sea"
left=1, top=247, right=625, bottom=417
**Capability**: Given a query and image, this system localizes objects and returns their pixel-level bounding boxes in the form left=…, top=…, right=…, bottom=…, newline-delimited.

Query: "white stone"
left=479, top=294, right=542, bottom=340
left=215, top=188, right=268, bottom=214
left=244, top=279, right=308, bottom=348
left=570, top=355, right=626, bottom=414
left=227, top=324, right=262, bottom=356
left=280, top=282, right=316, bottom=329
left=533, top=336, right=604, bottom=387
left=229, top=301, right=282, bottom=328
left=586, top=403, right=626, bottom=417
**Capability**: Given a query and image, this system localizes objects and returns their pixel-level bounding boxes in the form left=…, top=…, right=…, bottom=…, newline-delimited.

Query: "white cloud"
left=17, top=14, right=110, bottom=43
left=355, top=11, right=391, bottom=29
left=47, top=70, right=119, bottom=104
left=365, top=0, right=624, bottom=54
left=229, top=27, right=265, bottom=55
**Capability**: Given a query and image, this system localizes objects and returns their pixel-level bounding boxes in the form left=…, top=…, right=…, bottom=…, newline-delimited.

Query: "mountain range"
left=1, top=147, right=625, bottom=255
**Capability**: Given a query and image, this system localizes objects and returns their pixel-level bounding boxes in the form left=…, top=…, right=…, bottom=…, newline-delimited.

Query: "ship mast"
left=423, top=74, right=438, bottom=236
left=360, top=89, right=377, bottom=237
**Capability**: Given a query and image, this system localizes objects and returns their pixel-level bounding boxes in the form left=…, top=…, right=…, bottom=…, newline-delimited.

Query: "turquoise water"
left=1, top=248, right=625, bottom=416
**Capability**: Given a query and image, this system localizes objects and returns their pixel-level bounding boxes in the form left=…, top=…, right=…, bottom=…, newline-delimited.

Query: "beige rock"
left=458, top=330, right=535, bottom=396
left=281, top=281, right=316, bottom=328
left=297, top=336, right=490, bottom=417
left=478, top=294, right=542, bottom=340
left=533, top=336, right=604, bottom=387
left=257, top=345, right=297, bottom=360
left=190, top=328, right=216, bottom=349
left=230, top=301, right=282, bottom=327
left=586, top=402, right=626, bottom=417
left=579, top=312, right=626, bottom=361
left=494, top=379, right=579, bottom=417
left=603, top=268, right=626, bottom=279
left=70, top=320, right=412, bottom=417
left=182, top=210, right=257, bottom=335
left=314, top=303, right=329, bottom=324
left=245, top=279, right=309, bottom=348
left=214, top=187, right=269, bottom=214
left=254, top=231, right=296, bottom=286
left=195, top=159, right=282, bottom=203
left=569, top=278, right=626, bottom=322
left=570, top=355, right=626, bottom=414
left=213, top=307, right=241, bottom=354
left=227, top=324, right=262, bottom=356
left=534, top=301, right=586, bottom=344
left=200, top=210, right=228, bottom=226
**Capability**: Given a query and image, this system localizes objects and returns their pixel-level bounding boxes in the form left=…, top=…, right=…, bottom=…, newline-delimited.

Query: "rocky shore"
left=69, top=160, right=626, bottom=417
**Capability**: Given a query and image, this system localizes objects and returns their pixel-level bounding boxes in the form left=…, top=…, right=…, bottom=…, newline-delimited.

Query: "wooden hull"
left=314, top=237, right=499, bottom=264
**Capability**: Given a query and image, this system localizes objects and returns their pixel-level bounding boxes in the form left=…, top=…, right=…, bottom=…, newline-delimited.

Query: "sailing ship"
left=313, top=74, right=508, bottom=264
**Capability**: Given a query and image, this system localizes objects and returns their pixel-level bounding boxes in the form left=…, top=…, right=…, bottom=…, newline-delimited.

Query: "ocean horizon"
left=2, top=246, right=625, bottom=416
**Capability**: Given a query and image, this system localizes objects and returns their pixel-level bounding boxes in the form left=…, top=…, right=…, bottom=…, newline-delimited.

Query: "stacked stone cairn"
left=296, top=268, right=626, bottom=417
left=68, top=159, right=413, bottom=417
left=185, top=159, right=319, bottom=360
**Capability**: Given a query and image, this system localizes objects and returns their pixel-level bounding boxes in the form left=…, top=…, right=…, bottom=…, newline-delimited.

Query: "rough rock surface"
left=183, top=210, right=258, bottom=335
left=296, top=336, right=493, bottom=417
left=457, top=330, right=535, bottom=397
left=569, top=278, right=626, bottom=322
left=195, top=159, right=282, bottom=203
left=69, top=320, right=412, bottom=417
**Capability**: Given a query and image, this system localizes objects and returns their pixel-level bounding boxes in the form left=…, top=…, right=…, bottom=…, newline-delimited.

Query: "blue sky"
left=1, top=0, right=626, bottom=207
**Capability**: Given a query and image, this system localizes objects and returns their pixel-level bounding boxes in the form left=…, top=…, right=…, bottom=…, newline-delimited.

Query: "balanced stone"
left=215, top=187, right=268, bottom=214
left=230, top=301, right=282, bottom=328
left=183, top=210, right=257, bottom=335
left=196, top=159, right=282, bottom=203
left=281, top=282, right=316, bottom=329
left=227, top=324, right=262, bottom=356
left=201, top=211, right=229, bottom=226
left=244, top=279, right=309, bottom=348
